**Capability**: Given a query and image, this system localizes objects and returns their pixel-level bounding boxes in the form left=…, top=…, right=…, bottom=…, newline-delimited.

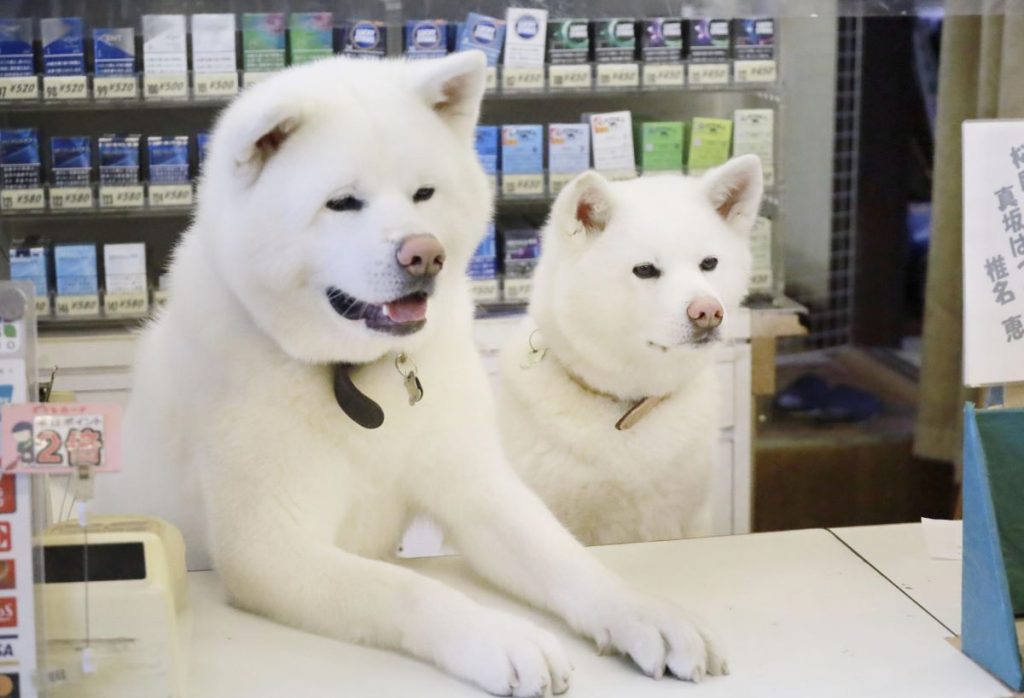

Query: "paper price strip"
left=734, top=60, right=777, bottom=84
left=642, top=64, right=685, bottom=87
left=243, top=71, right=275, bottom=88
left=503, top=278, right=532, bottom=302
left=0, top=189, right=45, bottom=212
left=470, top=279, right=500, bottom=303
left=55, top=294, right=99, bottom=317
left=1, top=403, right=122, bottom=475
left=104, top=292, right=149, bottom=317
left=43, top=75, right=88, bottom=100
left=0, top=76, right=38, bottom=101
left=99, top=185, right=145, bottom=209
left=548, top=172, right=578, bottom=195
left=596, top=63, right=640, bottom=88
left=688, top=63, right=730, bottom=86
left=501, top=174, right=545, bottom=197
left=93, top=75, right=138, bottom=100
left=143, top=73, right=188, bottom=99
left=548, top=64, right=591, bottom=90
left=148, top=184, right=193, bottom=207
left=501, top=67, right=544, bottom=91
left=194, top=72, right=239, bottom=98
left=49, top=187, right=93, bottom=210
left=485, top=66, right=498, bottom=91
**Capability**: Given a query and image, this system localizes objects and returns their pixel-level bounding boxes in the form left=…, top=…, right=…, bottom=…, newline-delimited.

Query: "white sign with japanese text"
left=963, top=120, right=1024, bottom=386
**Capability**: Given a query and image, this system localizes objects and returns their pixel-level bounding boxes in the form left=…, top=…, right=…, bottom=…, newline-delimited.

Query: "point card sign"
left=962, top=120, right=1024, bottom=386
left=1, top=403, right=122, bottom=474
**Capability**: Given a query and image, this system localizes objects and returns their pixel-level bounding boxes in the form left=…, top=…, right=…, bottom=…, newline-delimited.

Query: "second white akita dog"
left=499, top=159, right=762, bottom=545
left=121, top=53, right=725, bottom=696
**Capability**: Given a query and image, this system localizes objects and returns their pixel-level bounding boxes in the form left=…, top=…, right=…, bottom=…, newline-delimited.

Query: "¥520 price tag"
left=43, top=75, right=88, bottom=100
left=93, top=75, right=138, bottom=100
left=0, top=75, right=39, bottom=101
left=1, top=403, right=122, bottom=474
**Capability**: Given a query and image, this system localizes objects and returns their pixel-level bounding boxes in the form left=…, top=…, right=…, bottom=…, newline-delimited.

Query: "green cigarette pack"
left=640, top=121, right=685, bottom=172
left=687, top=117, right=732, bottom=175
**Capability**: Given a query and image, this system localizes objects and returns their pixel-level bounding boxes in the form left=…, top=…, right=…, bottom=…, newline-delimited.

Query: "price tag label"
left=152, top=289, right=169, bottom=307
left=93, top=74, right=138, bottom=100
left=602, top=169, right=638, bottom=183
left=734, top=60, right=777, bottom=84
left=194, top=72, right=238, bottom=98
left=1, top=403, right=123, bottom=474
left=34, top=297, right=50, bottom=316
left=485, top=66, right=497, bottom=91
left=688, top=63, right=730, bottom=86
left=43, top=75, right=88, bottom=100
left=503, top=277, right=532, bottom=302
left=642, top=63, right=685, bottom=87
left=548, top=64, right=591, bottom=90
left=470, top=279, right=500, bottom=303
left=55, top=294, right=100, bottom=318
left=596, top=63, right=640, bottom=88
left=49, top=187, right=93, bottom=210
left=103, top=291, right=149, bottom=317
left=243, top=71, right=275, bottom=88
left=0, top=75, right=38, bottom=101
left=99, top=185, right=145, bottom=209
left=501, top=67, right=544, bottom=91
left=143, top=73, right=188, bottom=100
left=148, top=183, right=193, bottom=207
left=501, top=174, right=545, bottom=198
left=548, top=172, right=580, bottom=196
left=0, top=189, right=45, bottom=212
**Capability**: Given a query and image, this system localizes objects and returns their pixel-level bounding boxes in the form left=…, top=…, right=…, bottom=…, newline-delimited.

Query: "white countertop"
left=188, top=526, right=1007, bottom=698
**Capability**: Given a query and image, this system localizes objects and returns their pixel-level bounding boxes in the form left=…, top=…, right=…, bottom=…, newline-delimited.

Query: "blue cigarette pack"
left=474, top=126, right=499, bottom=175
left=501, top=125, right=543, bottom=175
left=147, top=135, right=190, bottom=184
left=0, top=129, right=41, bottom=189
left=503, top=226, right=541, bottom=278
left=93, top=27, right=136, bottom=75
left=340, top=21, right=387, bottom=59
left=468, top=223, right=498, bottom=281
left=0, top=18, right=34, bottom=77
left=54, top=244, right=98, bottom=296
left=732, top=19, right=775, bottom=60
left=41, top=17, right=85, bottom=75
left=51, top=136, right=92, bottom=187
left=405, top=20, right=448, bottom=59
left=456, top=13, right=505, bottom=66
left=98, top=135, right=141, bottom=185
left=10, top=246, right=50, bottom=299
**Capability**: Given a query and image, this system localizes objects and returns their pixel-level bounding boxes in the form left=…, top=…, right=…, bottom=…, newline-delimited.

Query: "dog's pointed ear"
left=409, top=51, right=487, bottom=142
left=230, top=102, right=303, bottom=185
left=551, top=170, right=615, bottom=238
left=702, top=154, right=763, bottom=234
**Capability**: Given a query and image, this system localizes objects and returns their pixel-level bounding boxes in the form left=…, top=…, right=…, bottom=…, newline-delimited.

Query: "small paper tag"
left=143, top=73, right=188, bottom=99
left=548, top=172, right=579, bottom=195
left=501, top=174, right=544, bottom=197
left=642, top=63, right=685, bottom=87
left=503, top=277, right=532, bottom=302
left=470, top=279, right=500, bottom=303
left=501, top=67, right=544, bottom=91
left=485, top=66, right=497, bottom=91
left=55, top=294, right=100, bottom=317
left=548, top=64, right=592, bottom=90
left=49, top=187, right=94, bottom=210
left=596, top=63, right=640, bottom=88
left=99, top=185, right=145, bottom=208
left=601, top=169, right=638, bottom=183
left=103, top=291, right=149, bottom=317
left=93, top=75, right=138, bottom=100
left=0, top=402, right=123, bottom=474
left=35, top=297, right=50, bottom=316
left=148, top=183, right=193, bottom=207
left=43, top=75, right=88, bottom=101
left=0, top=188, right=45, bottom=212
left=734, top=60, right=777, bottom=84
left=243, top=71, right=275, bottom=88
left=688, top=63, right=730, bottom=86
left=194, top=72, right=239, bottom=98
left=0, top=75, right=39, bottom=101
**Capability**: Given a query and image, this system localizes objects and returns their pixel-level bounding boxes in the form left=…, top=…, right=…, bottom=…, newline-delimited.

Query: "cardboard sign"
left=1, top=403, right=122, bottom=475
left=963, top=120, right=1024, bottom=386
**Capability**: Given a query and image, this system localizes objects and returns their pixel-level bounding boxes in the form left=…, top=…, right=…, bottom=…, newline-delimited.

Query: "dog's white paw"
left=586, top=592, right=727, bottom=682
left=432, top=608, right=573, bottom=697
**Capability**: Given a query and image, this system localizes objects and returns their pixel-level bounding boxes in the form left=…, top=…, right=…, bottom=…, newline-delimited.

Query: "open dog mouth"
left=326, top=286, right=429, bottom=336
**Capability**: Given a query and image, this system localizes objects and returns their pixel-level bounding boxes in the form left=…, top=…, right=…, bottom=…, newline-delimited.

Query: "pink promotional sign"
left=0, top=403, right=122, bottom=474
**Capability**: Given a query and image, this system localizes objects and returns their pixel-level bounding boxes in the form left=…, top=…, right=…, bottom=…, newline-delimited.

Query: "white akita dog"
left=123, top=54, right=725, bottom=695
left=499, top=159, right=762, bottom=546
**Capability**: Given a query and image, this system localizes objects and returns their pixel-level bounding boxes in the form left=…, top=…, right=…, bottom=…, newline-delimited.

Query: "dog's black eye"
left=632, top=263, right=661, bottom=280
left=413, top=187, right=435, bottom=203
left=700, top=256, right=719, bottom=272
left=326, top=195, right=364, bottom=212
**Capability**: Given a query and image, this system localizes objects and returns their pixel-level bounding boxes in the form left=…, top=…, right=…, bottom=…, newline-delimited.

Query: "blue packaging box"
left=0, top=129, right=41, bottom=189
left=0, top=18, right=34, bottom=77
left=93, top=27, right=136, bottom=75
left=475, top=126, right=499, bottom=175
left=41, top=17, right=85, bottom=75
left=340, top=21, right=387, bottom=58
left=456, top=13, right=505, bottom=66
left=690, top=19, right=731, bottom=63
left=503, top=227, right=541, bottom=278
left=468, top=223, right=498, bottom=280
left=54, top=244, right=98, bottom=296
left=405, top=20, right=448, bottom=59
left=501, top=125, right=543, bottom=175
left=732, top=19, right=775, bottom=60
left=98, top=135, right=141, bottom=185
left=10, top=247, right=49, bottom=298
left=147, top=136, right=190, bottom=184
left=51, top=136, right=92, bottom=187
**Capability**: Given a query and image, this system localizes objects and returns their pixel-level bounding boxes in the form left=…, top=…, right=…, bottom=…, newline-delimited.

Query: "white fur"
left=124, top=55, right=726, bottom=695
left=499, top=161, right=762, bottom=545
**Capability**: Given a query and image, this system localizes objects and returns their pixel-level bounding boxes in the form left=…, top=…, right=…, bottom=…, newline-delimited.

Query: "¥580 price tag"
left=1, top=403, right=122, bottom=474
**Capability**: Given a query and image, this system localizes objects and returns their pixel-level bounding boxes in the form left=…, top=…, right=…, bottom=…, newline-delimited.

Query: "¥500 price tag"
left=1, top=403, right=122, bottom=474
left=194, top=72, right=238, bottom=98
left=144, top=73, right=188, bottom=99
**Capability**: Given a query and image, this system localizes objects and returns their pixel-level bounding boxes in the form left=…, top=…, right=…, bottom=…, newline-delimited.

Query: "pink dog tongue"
left=385, top=295, right=427, bottom=323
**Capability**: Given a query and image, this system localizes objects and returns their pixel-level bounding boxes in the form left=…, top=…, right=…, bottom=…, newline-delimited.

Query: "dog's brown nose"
left=396, top=234, right=445, bottom=278
left=687, top=296, right=724, bottom=330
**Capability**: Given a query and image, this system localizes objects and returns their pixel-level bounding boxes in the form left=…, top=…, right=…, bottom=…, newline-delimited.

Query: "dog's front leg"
left=422, top=462, right=728, bottom=683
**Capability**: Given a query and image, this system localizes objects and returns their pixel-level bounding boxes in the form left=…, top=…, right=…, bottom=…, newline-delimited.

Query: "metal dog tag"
left=404, top=371, right=424, bottom=406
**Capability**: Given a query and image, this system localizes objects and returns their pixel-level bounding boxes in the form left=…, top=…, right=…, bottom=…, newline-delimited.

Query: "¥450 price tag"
left=1, top=403, right=123, bottom=474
